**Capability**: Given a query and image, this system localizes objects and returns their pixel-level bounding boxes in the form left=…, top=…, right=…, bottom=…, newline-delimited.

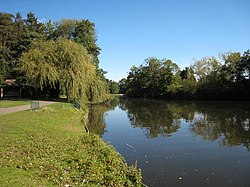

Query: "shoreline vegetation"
left=0, top=102, right=142, bottom=186
left=119, top=52, right=250, bottom=100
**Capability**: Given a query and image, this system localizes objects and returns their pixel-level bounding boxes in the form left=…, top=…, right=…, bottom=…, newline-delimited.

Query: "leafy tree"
left=179, top=67, right=197, bottom=98
left=236, top=50, right=250, bottom=82
left=20, top=38, right=110, bottom=102
left=191, top=56, right=221, bottom=81
left=17, top=12, right=45, bottom=52
left=0, top=12, right=15, bottom=79
left=108, top=80, right=120, bottom=94
left=54, top=19, right=77, bottom=39
left=0, top=11, right=111, bottom=101
left=74, top=19, right=101, bottom=68
left=44, top=20, right=56, bottom=40
left=194, top=52, right=249, bottom=99
left=219, top=52, right=241, bottom=82
left=0, top=60, right=5, bottom=83
left=51, top=19, right=101, bottom=68
left=124, top=50, right=250, bottom=100
left=0, top=12, right=15, bottom=48
left=118, top=78, right=128, bottom=94
left=126, top=57, right=182, bottom=98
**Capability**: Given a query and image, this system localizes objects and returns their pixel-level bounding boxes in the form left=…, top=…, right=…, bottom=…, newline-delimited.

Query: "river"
left=88, top=97, right=250, bottom=187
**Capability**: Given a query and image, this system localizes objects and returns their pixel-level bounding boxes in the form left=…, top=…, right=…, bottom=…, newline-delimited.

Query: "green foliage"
left=55, top=19, right=77, bottom=39
left=0, top=12, right=15, bottom=79
left=118, top=78, right=128, bottom=94
left=118, top=98, right=250, bottom=149
left=107, top=80, right=120, bottom=94
left=50, top=18, right=101, bottom=68
left=195, top=51, right=250, bottom=99
left=0, top=103, right=142, bottom=186
left=125, top=57, right=182, bottom=98
left=87, top=98, right=119, bottom=135
left=119, top=98, right=182, bottom=138
left=20, top=38, right=110, bottom=103
left=0, top=11, right=108, bottom=101
left=191, top=56, right=221, bottom=81
left=124, top=50, right=250, bottom=100
left=74, top=19, right=101, bottom=68
left=179, top=67, right=197, bottom=98
left=0, top=12, right=15, bottom=48
left=19, top=39, right=59, bottom=89
left=0, top=11, right=46, bottom=82
left=0, top=60, right=5, bottom=83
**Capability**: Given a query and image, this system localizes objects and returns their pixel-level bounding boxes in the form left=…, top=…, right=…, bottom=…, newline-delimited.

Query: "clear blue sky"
left=1, top=0, right=250, bottom=81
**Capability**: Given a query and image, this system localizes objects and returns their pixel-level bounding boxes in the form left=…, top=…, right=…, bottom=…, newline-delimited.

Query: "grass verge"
left=0, top=100, right=31, bottom=108
left=0, top=103, right=142, bottom=186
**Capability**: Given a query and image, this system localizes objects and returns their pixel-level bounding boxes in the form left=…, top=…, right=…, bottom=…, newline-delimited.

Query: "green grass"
left=0, top=103, right=142, bottom=186
left=0, top=100, right=31, bottom=108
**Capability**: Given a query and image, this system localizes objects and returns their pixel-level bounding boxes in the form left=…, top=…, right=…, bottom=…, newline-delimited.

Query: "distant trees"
left=179, top=67, right=197, bottom=98
left=107, top=80, right=119, bottom=94
left=0, top=11, right=110, bottom=102
left=191, top=56, right=221, bottom=80
left=121, top=50, right=250, bottom=100
left=118, top=78, right=127, bottom=94
left=195, top=51, right=250, bottom=99
left=124, top=57, right=182, bottom=98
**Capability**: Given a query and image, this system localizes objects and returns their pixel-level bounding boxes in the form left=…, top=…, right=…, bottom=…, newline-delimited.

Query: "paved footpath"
left=0, top=101, right=56, bottom=116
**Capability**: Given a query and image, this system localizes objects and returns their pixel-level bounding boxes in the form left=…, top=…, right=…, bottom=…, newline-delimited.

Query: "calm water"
left=87, top=97, right=250, bottom=187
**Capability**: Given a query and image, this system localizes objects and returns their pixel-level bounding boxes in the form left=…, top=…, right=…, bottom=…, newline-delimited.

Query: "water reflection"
left=189, top=102, right=250, bottom=151
left=87, top=97, right=119, bottom=135
left=119, top=98, right=183, bottom=138
left=88, top=98, right=250, bottom=187
left=88, top=97, right=250, bottom=151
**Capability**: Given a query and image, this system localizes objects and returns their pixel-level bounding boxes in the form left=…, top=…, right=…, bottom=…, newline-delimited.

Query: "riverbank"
left=0, top=103, right=142, bottom=186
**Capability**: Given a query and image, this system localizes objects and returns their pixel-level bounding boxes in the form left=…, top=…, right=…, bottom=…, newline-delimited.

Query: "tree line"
left=0, top=11, right=111, bottom=103
left=119, top=50, right=250, bottom=100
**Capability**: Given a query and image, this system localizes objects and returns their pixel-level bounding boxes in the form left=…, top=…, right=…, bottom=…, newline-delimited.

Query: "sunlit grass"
left=0, top=100, right=31, bottom=108
left=0, top=103, right=142, bottom=186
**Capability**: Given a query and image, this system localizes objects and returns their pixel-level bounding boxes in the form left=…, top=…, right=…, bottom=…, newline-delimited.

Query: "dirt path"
left=0, top=101, right=56, bottom=116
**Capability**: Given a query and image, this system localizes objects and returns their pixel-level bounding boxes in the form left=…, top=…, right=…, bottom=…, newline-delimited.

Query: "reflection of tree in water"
left=88, top=97, right=250, bottom=151
left=119, top=98, right=191, bottom=138
left=190, top=101, right=250, bottom=151
left=120, top=98, right=250, bottom=150
left=87, top=97, right=119, bottom=135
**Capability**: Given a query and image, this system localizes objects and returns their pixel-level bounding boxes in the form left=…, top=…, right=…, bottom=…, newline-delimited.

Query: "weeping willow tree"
left=20, top=38, right=110, bottom=103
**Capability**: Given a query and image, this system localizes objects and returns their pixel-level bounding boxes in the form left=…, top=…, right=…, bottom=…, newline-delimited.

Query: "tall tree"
left=50, top=19, right=101, bottom=68
left=0, top=60, right=4, bottom=83
left=118, top=78, right=128, bottom=94
left=108, top=80, right=120, bottom=94
left=180, top=67, right=197, bottom=98
left=74, top=19, right=101, bottom=68
left=191, top=56, right=221, bottom=80
left=19, top=38, right=110, bottom=102
left=0, top=12, right=15, bottom=48
left=235, top=50, right=250, bottom=82
left=0, top=12, right=15, bottom=79
left=126, top=57, right=182, bottom=98
left=54, top=19, right=76, bottom=39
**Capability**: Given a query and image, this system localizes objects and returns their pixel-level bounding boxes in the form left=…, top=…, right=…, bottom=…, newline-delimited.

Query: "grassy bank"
left=0, top=103, right=142, bottom=186
left=0, top=100, right=30, bottom=108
